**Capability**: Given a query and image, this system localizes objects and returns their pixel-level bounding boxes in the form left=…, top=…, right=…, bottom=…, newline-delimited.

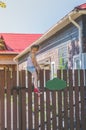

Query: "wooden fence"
left=0, top=69, right=86, bottom=130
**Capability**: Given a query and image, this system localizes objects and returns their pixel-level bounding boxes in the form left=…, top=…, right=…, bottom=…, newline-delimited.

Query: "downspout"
left=68, top=15, right=82, bottom=69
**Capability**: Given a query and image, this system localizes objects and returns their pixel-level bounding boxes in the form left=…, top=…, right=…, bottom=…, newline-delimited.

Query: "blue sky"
left=0, top=0, right=86, bottom=34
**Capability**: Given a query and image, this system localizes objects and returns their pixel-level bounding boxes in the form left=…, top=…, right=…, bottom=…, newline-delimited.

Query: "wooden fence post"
left=28, top=71, right=32, bottom=130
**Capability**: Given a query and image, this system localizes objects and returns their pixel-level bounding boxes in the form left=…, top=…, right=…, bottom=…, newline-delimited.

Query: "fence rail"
left=0, top=69, right=86, bottom=130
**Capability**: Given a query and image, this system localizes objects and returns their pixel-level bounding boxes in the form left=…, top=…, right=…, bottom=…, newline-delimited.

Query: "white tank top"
left=27, top=55, right=35, bottom=67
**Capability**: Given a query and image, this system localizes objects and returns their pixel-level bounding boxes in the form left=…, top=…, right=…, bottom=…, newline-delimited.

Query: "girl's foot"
left=34, top=87, right=42, bottom=95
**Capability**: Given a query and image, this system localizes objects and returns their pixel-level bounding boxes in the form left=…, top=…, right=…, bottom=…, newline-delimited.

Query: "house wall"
left=18, top=15, right=86, bottom=74
left=0, top=54, right=16, bottom=60
left=37, top=16, right=83, bottom=71
left=82, top=15, right=86, bottom=53
left=0, top=54, right=17, bottom=70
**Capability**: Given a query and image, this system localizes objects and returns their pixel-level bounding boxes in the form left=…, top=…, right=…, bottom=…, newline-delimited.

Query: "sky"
left=0, top=0, right=86, bottom=34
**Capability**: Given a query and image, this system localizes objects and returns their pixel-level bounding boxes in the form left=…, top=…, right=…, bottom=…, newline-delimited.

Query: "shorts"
left=27, top=66, right=36, bottom=73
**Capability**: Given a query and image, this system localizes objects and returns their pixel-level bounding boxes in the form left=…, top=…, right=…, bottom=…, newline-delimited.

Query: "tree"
left=0, top=1, right=6, bottom=8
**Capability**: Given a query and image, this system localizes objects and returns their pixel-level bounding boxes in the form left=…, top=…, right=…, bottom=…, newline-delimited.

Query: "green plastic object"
left=46, top=78, right=67, bottom=90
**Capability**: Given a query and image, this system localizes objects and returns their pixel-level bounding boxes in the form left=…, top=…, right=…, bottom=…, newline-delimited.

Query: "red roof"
left=75, top=3, right=86, bottom=10
left=0, top=33, right=42, bottom=53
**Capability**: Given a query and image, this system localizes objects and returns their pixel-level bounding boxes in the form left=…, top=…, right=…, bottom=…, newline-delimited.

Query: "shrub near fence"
left=0, top=69, right=86, bottom=130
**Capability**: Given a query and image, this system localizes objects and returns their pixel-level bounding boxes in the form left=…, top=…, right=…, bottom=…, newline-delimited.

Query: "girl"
left=27, top=44, right=41, bottom=94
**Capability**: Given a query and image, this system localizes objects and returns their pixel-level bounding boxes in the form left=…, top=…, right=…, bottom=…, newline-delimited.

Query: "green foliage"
left=59, top=56, right=68, bottom=70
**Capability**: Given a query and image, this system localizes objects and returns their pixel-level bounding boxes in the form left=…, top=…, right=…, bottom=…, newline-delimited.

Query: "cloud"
left=46, top=78, right=67, bottom=90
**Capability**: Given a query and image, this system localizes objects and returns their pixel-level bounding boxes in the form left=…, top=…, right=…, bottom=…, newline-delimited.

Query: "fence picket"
left=46, top=90, right=51, bottom=130
left=40, top=70, right=45, bottom=130
left=45, top=70, right=51, bottom=130
left=74, top=70, right=80, bottom=130
left=21, top=71, right=26, bottom=130
left=13, top=90, right=17, bottom=130
left=12, top=70, right=17, bottom=130
left=68, top=69, right=74, bottom=130
left=57, top=70, right=63, bottom=130
left=80, top=70, right=86, bottom=130
left=63, top=70, right=68, bottom=130
left=7, top=69, right=12, bottom=130
left=0, top=70, right=5, bottom=129
left=34, top=94, right=39, bottom=130
left=52, top=91, right=57, bottom=130
left=27, top=71, right=33, bottom=130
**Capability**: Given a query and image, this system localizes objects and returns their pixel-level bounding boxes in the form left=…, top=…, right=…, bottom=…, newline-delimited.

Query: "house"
left=14, top=3, right=86, bottom=79
left=0, top=33, right=42, bottom=71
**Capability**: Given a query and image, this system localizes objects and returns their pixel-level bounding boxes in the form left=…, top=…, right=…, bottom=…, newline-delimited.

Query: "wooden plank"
left=7, top=69, right=12, bottom=130
left=74, top=70, right=80, bottom=130
left=18, top=89, right=22, bottom=130
left=34, top=93, right=39, bottom=130
left=58, top=90, right=63, bottom=130
left=57, top=70, right=63, bottom=130
left=21, top=71, right=26, bottom=130
left=40, top=70, right=44, bottom=90
left=80, top=70, right=86, bottom=130
left=28, top=71, right=33, bottom=130
left=52, top=91, right=57, bottom=130
left=46, top=90, right=51, bottom=130
left=63, top=70, right=68, bottom=130
left=45, top=70, right=51, bottom=130
left=40, top=70, right=45, bottom=130
left=21, top=89, right=26, bottom=130
left=85, top=70, right=86, bottom=102
left=68, top=69, right=74, bottom=130
left=45, top=70, right=50, bottom=83
left=0, top=70, right=5, bottom=129
left=18, top=71, right=22, bottom=130
left=19, top=70, right=22, bottom=87
left=18, top=70, right=26, bottom=130
left=13, top=90, right=17, bottom=130
left=12, top=70, right=17, bottom=130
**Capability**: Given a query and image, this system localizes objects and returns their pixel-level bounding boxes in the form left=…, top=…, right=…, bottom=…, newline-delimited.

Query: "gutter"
left=68, top=15, right=82, bottom=68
